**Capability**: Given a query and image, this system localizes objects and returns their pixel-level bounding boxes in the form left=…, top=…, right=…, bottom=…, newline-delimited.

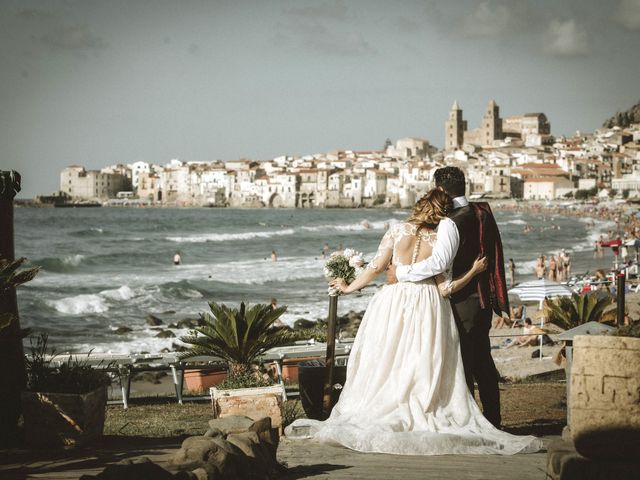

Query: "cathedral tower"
left=482, top=99, right=503, bottom=146
left=445, top=100, right=465, bottom=150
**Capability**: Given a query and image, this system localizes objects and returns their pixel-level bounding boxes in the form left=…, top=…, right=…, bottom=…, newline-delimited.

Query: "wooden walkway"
left=1, top=435, right=554, bottom=479
left=278, top=437, right=553, bottom=480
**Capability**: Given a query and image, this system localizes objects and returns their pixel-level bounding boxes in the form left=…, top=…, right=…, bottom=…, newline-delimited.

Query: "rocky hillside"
left=603, top=100, right=640, bottom=128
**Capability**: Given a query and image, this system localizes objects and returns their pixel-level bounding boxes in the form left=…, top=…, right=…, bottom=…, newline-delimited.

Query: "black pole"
left=322, top=295, right=338, bottom=417
left=0, top=170, right=25, bottom=447
left=617, top=273, right=625, bottom=326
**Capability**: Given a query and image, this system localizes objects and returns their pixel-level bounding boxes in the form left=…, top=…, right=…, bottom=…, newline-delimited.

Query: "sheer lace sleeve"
left=367, top=228, right=394, bottom=273
left=436, top=269, right=454, bottom=297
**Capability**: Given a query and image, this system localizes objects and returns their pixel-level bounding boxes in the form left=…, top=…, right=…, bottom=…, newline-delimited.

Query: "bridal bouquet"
left=324, top=248, right=366, bottom=296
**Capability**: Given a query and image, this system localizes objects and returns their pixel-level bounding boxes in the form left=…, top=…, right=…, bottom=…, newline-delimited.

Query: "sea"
left=14, top=207, right=616, bottom=354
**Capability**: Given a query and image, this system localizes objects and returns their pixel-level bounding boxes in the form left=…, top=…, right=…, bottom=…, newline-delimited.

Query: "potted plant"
left=21, top=333, right=111, bottom=448
left=180, top=301, right=297, bottom=430
left=569, top=322, right=640, bottom=460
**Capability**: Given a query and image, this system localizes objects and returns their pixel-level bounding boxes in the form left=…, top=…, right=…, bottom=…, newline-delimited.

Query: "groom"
left=388, top=166, right=510, bottom=428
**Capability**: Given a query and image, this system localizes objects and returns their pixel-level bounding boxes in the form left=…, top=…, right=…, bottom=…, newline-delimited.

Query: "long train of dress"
left=286, top=281, right=543, bottom=455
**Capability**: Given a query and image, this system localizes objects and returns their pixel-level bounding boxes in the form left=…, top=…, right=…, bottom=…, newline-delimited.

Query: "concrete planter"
left=21, top=386, right=107, bottom=448
left=210, top=384, right=284, bottom=430
left=570, top=335, right=640, bottom=459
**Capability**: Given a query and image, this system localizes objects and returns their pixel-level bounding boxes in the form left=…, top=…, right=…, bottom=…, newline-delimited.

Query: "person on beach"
left=505, top=318, right=541, bottom=348
left=535, top=255, right=546, bottom=279
left=548, top=255, right=558, bottom=281
left=561, top=250, right=571, bottom=280
left=173, top=252, right=181, bottom=265
left=271, top=250, right=278, bottom=262
left=508, top=258, right=515, bottom=287
left=322, top=243, right=330, bottom=259
left=286, top=180, right=541, bottom=455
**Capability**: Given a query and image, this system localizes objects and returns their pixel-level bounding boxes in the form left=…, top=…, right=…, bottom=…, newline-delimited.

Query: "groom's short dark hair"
left=434, top=167, right=466, bottom=197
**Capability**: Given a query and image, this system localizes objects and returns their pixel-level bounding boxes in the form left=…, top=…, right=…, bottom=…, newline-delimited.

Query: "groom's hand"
left=386, top=264, right=398, bottom=285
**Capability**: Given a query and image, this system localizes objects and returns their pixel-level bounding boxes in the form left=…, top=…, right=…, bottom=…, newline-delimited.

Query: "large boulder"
left=570, top=335, right=640, bottom=460
left=208, top=415, right=255, bottom=435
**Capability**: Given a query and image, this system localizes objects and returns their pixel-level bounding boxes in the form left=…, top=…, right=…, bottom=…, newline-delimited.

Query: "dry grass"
left=104, top=382, right=567, bottom=438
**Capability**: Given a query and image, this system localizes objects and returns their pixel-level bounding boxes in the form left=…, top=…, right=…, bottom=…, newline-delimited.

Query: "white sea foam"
left=497, top=219, right=527, bottom=226
left=166, top=229, right=295, bottom=243
left=46, top=286, right=137, bottom=315
left=301, top=218, right=398, bottom=233
left=100, top=285, right=136, bottom=301
left=47, top=294, right=109, bottom=315
left=62, top=254, right=85, bottom=266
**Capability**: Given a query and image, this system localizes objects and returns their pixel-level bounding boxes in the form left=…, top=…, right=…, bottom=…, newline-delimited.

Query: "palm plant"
left=180, top=301, right=297, bottom=380
left=0, top=257, right=39, bottom=330
left=544, top=292, right=613, bottom=330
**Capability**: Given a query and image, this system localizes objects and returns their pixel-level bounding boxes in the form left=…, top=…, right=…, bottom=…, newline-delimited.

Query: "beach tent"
left=508, top=279, right=572, bottom=360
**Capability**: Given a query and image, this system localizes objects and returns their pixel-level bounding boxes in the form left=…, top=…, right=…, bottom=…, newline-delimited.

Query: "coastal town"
left=40, top=100, right=640, bottom=208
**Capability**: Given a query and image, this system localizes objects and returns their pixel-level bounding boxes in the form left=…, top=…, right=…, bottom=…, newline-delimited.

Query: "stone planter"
left=210, top=384, right=284, bottom=430
left=184, top=367, right=227, bottom=393
left=570, top=334, right=640, bottom=460
left=21, top=386, right=107, bottom=448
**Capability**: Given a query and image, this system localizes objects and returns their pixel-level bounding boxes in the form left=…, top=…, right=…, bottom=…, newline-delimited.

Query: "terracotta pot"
left=211, top=385, right=284, bottom=429
left=271, top=356, right=323, bottom=383
left=21, top=386, right=107, bottom=448
left=184, top=368, right=227, bottom=393
left=570, top=335, right=640, bottom=460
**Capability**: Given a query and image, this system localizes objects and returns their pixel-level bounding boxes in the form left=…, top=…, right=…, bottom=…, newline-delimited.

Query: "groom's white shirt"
left=395, top=195, right=466, bottom=282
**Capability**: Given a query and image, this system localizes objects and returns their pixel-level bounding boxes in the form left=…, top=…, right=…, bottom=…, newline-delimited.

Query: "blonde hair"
left=407, top=189, right=453, bottom=229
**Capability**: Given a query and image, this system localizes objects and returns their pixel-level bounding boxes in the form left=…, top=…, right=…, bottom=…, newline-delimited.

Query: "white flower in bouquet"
left=324, top=247, right=366, bottom=296
left=349, top=254, right=364, bottom=268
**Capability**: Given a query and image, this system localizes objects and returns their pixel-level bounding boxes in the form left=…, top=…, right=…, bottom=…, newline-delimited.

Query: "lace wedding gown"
left=286, top=221, right=542, bottom=455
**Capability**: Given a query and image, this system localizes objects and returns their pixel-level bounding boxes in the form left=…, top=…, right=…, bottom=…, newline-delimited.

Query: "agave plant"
left=0, top=257, right=39, bottom=330
left=180, top=301, right=297, bottom=379
left=544, top=292, right=613, bottom=330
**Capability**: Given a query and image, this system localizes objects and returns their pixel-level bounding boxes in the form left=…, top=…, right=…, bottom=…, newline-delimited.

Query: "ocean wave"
left=45, top=285, right=137, bottom=315
left=36, top=254, right=86, bottom=273
left=47, top=293, right=109, bottom=315
left=166, top=229, right=295, bottom=243
left=301, top=218, right=398, bottom=233
left=71, top=227, right=105, bottom=237
left=497, top=219, right=527, bottom=226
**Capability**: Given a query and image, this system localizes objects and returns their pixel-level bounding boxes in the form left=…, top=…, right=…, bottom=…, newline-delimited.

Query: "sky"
left=1, top=0, right=639, bottom=198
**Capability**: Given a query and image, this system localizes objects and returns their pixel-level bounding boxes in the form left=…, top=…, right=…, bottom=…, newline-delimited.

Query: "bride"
left=285, top=189, right=542, bottom=455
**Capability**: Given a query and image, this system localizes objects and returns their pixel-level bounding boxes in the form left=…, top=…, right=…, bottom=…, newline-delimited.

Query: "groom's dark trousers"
left=449, top=205, right=502, bottom=428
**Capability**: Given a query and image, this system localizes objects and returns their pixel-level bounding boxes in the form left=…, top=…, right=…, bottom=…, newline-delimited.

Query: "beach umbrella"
left=508, top=279, right=572, bottom=361
left=508, top=279, right=572, bottom=303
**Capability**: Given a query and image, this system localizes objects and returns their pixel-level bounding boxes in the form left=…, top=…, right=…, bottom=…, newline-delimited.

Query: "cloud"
left=613, top=0, right=640, bottom=30
left=544, top=19, right=588, bottom=56
left=285, top=0, right=349, bottom=20
left=40, top=25, right=107, bottom=51
left=188, top=43, right=200, bottom=55
left=274, top=17, right=376, bottom=56
left=304, top=30, right=376, bottom=56
left=460, top=1, right=512, bottom=36
left=17, top=8, right=55, bottom=22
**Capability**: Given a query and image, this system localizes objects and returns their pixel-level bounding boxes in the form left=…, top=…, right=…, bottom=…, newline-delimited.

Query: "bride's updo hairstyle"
left=407, top=189, right=453, bottom=229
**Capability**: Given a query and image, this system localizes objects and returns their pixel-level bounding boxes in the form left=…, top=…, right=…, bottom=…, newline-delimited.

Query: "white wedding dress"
left=286, top=222, right=542, bottom=455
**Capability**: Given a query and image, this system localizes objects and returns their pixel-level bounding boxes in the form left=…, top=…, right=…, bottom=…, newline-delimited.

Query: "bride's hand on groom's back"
left=472, top=256, right=488, bottom=274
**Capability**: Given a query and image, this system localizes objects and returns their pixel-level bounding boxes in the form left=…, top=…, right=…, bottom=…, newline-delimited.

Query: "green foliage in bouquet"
left=25, top=333, right=111, bottom=394
left=324, top=255, right=358, bottom=284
